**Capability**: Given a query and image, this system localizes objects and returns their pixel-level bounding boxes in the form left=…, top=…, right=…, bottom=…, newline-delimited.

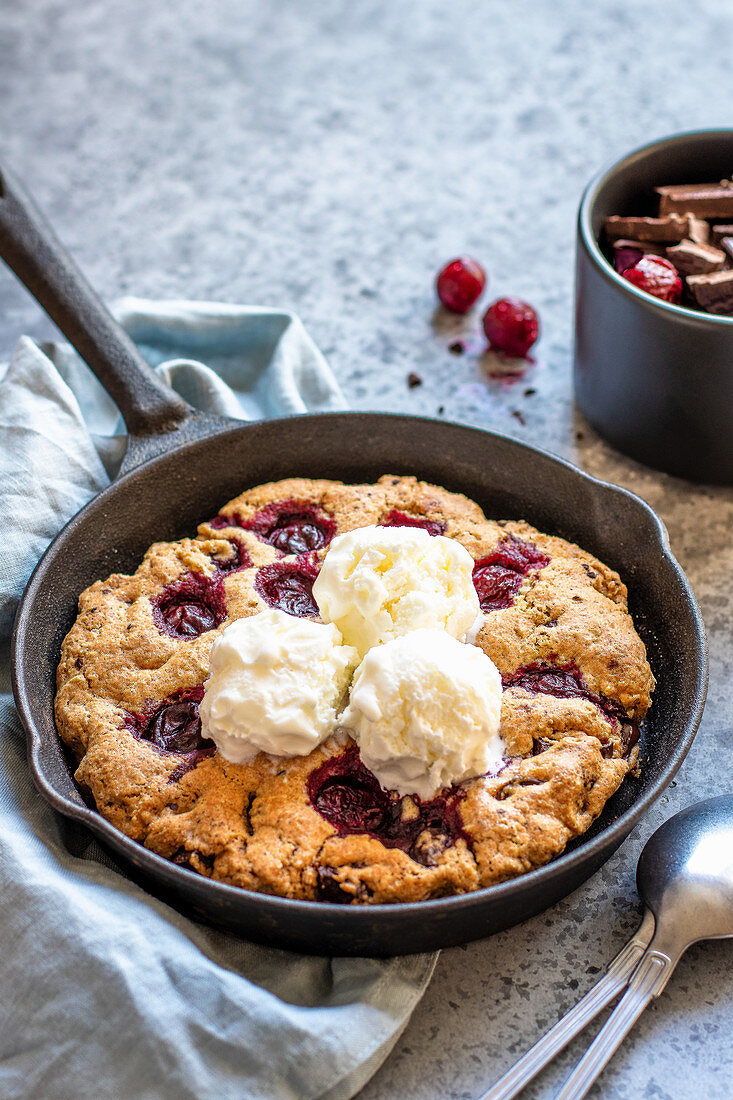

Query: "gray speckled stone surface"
left=2, top=1, right=732, bottom=1097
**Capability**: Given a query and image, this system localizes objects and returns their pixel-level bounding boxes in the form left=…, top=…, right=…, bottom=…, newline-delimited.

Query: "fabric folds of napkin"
left=0, top=299, right=437, bottom=1100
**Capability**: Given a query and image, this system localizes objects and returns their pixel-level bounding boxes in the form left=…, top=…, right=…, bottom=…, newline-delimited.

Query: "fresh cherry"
left=436, top=257, right=486, bottom=313
left=613, top=245, right=645, bottom=274
left=254, top=553, right=320, bottom=617
left=482, top=297, right=540, bottom=357
left=622, top=255, right=682, bottom=304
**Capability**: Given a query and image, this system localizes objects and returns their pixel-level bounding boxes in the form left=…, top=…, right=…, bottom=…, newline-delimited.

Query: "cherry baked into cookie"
left=55, top=475, right=654, bottom=905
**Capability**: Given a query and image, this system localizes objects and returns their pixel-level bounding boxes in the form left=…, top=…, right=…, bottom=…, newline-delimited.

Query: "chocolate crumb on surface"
left=407, top=372, right=423, bottom=389
left=448, top=341, right=464, bottom=355
left=511, top=409, right=526, bottom=425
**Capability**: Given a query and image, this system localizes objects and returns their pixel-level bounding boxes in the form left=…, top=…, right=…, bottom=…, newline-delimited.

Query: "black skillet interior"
left=0, top=159, right=706, bottom=956
left=13, top=412, right=708, bottom=956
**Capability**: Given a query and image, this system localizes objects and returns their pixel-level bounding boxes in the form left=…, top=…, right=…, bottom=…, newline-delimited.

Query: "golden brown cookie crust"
left=55, top=475, right=654, bottom=904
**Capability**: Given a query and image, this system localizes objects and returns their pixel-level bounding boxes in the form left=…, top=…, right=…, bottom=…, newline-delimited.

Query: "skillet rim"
left=11, top=412, right=709, bottom=937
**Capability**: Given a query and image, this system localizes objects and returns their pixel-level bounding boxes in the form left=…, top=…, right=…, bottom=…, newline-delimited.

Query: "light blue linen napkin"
left=0, top=299, right=437, bottom=1100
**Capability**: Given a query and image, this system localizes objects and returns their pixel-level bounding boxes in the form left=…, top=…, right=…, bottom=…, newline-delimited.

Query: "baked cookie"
left=55, top=475, right=654, bottom=904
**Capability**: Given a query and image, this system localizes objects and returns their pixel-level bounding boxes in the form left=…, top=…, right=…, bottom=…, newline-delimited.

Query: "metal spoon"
left=480, top=794, right=733, bottom=1100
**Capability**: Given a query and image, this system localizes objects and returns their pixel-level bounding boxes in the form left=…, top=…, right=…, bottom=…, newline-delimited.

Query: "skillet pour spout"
left=0, top=163, right=708, bottom=955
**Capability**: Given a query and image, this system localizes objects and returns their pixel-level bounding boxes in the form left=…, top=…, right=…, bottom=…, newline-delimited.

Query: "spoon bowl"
left=554, top=794, right=733, bottom=1099
left=637, top=794, right=733, bottom=948
left=481, top=794, right=733, bottom=1100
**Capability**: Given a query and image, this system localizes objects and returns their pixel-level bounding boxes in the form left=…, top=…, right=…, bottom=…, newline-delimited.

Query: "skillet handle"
left=0, top=163, right=190, bottom=437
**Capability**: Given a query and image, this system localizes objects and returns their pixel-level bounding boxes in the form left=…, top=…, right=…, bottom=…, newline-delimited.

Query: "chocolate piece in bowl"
left=718, top=236, right=733, bottom=265
left=687, top=269, right=733, bottom=314
left=711, top=223, right=733, bottom=245
left=603, top=176, right=733, bottom=314
left=665, top=239, right=726, bottom=276
left=687, top=215, right=711, bottom=244
left=577, top=129, right=733, bottom=483
left=604, top=214, right=692, bottom=242
left=656, top=181, right=733, bottom=218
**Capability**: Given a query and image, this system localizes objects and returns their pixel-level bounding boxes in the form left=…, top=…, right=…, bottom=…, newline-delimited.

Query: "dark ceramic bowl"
left=574, top=129, right=733, bottom=484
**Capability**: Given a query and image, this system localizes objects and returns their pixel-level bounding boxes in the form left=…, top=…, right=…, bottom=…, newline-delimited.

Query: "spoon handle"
left=555, top=939, right=677, bottom=1100
left=476, top=909, right=655, bottom=1100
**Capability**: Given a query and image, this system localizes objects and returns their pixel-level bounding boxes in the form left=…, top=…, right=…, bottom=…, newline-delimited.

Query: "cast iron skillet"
left=1, top=166, right=707, bottom=956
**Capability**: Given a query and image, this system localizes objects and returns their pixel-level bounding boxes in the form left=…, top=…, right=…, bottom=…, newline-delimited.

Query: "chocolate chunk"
left=665, top=239, right=726, bottom=276
left=687, top=216, right=710, bottom=245
left=656, top=181, right=733, bottom=218
left=612, top=238, right=666, bottom=256
left=604, top=214, right=691, bottom=242
left=711, top=223, right=733, bottom=245
left=687, top=269, right=733, bottom=314
left=316, top=866, right=352, bottom=904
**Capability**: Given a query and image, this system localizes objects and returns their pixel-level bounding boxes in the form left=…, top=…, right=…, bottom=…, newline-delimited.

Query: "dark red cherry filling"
left=153, top=542, right=249, bottom=641
left=126, top=686, right=215, bottom=763
left=210, top=539, right=250, bottom=576
left=379, top=510, right=446, bottom=537
left=249, top=500, right=336, bottom=555
left=473, top=535, right=549, bottom=611
left=209, top=513, right=238, bottom=530
left=503, top=663, right=639, bottom=759
left=255, top=551, right=320, bottom=617
left=152, top=572, right=227, bottom=639
left=307, top=745, right=469, bottom=865
left=211, top=499, right=336, bottom=556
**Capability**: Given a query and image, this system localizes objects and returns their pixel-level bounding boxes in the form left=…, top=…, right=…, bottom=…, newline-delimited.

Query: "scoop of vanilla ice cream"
left=312, top=525, right=480, bottom=657
left=341, top=627, right=504, bottom=799
left=200, top=609, right=358, bottom=764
